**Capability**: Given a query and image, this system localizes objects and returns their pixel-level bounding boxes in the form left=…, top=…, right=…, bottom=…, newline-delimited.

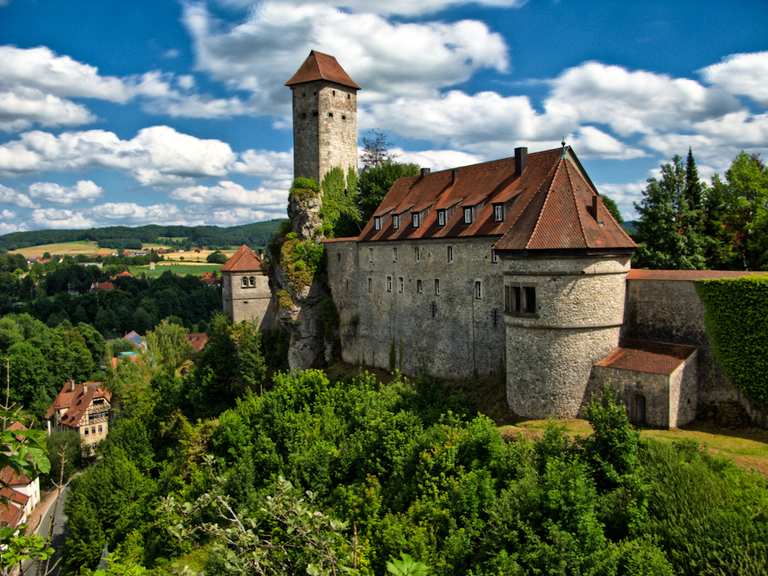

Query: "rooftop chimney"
left=515, top=147, right=528, bottom=175
left=420, top=167, right=431, bottom=177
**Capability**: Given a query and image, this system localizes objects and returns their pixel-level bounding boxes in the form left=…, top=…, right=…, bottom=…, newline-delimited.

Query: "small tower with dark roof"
left=286, top=50, right=359, bottom=185
left=221, top=245, right=271, bottom=326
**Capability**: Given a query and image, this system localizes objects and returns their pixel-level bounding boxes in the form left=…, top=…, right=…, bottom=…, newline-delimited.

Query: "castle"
left=223, top=51, right=765, bottom=429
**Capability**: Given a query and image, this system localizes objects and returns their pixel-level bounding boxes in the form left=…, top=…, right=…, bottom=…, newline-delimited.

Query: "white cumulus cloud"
left=0, top=184, right=36, bottom=208
left=31, top=207, right=95, bottom=229
left=28, top=179, right=103, bottom=205
left=701, top=51, right=768, bottom=106
left=171, top=180, right=288, bottom=207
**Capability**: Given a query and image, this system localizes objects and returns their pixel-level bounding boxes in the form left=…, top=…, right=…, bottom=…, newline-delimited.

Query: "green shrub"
left=696, top=276, right=768, bottom=406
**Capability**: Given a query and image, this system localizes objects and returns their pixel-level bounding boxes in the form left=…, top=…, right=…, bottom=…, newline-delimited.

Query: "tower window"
left=474, top=280, right=483, bottom=300
left=302, top=91, right=306, bottom=97
left=328, top=112, right=333, bottom=118
left=241, top=277, right=248, bottom=288
left=491, top=249, right=498, bottom=263
left=249, top=276, right=255, bottom=286
left=493, top=204, right=504, bottom=222
left=368, top=248, right=373, bottom=263
left=337, top=252, right=341, bottom=262
left=415, top=246, right=421, bottom=262
left=434, top=278, right=440, bottom=295
left=447, top=246, right=454, bottom=263
left=417, top=279, right=423, bottom=294
left=437, top=209, right=446, bottom=227
left=300, top=112, right=307, bottom=120
left=332, top=89, right=336, bottom=96
left=398, top=277, right=404, bottom=293
left=431, top=301, right=437, bottom=318
left=342, top=114, right=346, bottom=120
left=312, top=110, right=318, bottom=117
left=393, top=214, right=400, bottom=229
left=463, top=206, right=474, bottom=224
left=374, top=216, right=382, bottom=230
left=367, top=277, right=372, bottom=293
left=347, top=93, right=351, bottom=99
left=386, top=276, right=392, bottom=292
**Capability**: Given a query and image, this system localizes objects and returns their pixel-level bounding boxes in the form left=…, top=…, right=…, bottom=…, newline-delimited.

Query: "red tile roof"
left=627, top=269, right=767, bottom=281
left=285, top=50, right=360, bottom=90
left=45, top=381, right=111, bottom=428
left=356, top=147, right=636, bottom=253
left=0, top=465, right=31, bottom=487
left=0, top=500, right=24, bottom=528
left=595, top=339, right=697, bottom=375
left=0, top=486, right=29, bottom=507
left=221, top=245, right=263, bottom=273
left=187, top=332, right=209, bottom=353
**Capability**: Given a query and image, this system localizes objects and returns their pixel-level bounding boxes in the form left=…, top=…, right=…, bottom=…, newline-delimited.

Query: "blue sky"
left=0, top=0, right=766, bottom=232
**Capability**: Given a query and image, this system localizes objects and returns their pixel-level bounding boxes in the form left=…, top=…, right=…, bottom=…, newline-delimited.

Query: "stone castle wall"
left=292, top=81, right=358, bottom=184
left=223, top=271, right=272, bottom=328
left=624, top=278, right=765, bottom=424
left=503, top=255, right=631, bottom=418
left=326, top=237, right=506, bottom=379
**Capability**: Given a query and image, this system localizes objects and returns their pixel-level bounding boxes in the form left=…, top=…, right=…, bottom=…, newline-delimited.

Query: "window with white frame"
left=437, top=209, right=446, bottom=227
left=393, top=214, right=400, bottom=229
left=241, top=277, right=248, bottom=288
left=463, top=206, right=473, bottom=224
left=249, top=276, right=255, bottom=287
left=491, top=249, right=498, bottom=263
left=493, top=204, right=504, bottom=222
left=374, top=216, right=382, bottom=230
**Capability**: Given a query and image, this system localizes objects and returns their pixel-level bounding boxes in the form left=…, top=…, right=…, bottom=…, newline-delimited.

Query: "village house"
left=46, top=380, right=112, bottom=457
left=0, top=422, right=41, bottom=529
left=221, top=245, right=271, bottom=327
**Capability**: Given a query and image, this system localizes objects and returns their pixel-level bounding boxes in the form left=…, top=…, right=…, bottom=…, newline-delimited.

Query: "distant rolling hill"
left=0, top=220, right=286, bottom=252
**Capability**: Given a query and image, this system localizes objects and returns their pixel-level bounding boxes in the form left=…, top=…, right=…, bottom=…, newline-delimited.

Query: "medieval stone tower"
left=285, top=50, right=359, bottom=184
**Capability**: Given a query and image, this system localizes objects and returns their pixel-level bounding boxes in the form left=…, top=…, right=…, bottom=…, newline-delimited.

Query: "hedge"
left=696, top=276, right=768, bottom=407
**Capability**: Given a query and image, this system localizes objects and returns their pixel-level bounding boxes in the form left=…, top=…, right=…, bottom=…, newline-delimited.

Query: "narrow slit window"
left=369, top=248, right=374, bottom=263
left=491, top=249, right=498, bottom=263
left=393, top=247, right=398, bottom=262
left=447, top=246, right=454, bottom=263
left=474, top=280, right=483, bottom=300
left=434, top=278, right=440, bottom=295
left=367, top=277, right=372, bottom=293
left=415, top=246, right=421, bottom=262
left=417, top=279, right=423, bottom=294
left=386, top=276, right=392, bottom=292
left=398, top=277, right=404, bottom=293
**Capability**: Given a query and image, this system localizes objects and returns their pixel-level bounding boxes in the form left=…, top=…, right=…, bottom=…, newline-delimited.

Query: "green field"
left=129, top=263, right=222, bottom=278
left=501, top=419, right=768, bottom=477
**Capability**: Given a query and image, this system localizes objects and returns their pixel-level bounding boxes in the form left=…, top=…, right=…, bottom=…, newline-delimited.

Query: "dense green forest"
left=58, top=318, right=767, bottom=576
left=0, top=259, right=221, bottom=337
left=0, top=220, right=285, bottom=252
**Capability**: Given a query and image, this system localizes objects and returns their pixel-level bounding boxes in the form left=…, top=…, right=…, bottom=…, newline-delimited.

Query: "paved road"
left=26, top=485, right=69, bottom=576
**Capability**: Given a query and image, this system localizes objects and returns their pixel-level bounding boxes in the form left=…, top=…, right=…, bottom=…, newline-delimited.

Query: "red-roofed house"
left=221, top=245, right=271, bottom=327
left=187, top=332, right=209, bottom=353
left=46, top=381, right=112, bottom=457
left=0, top=422, right=41, bottom=528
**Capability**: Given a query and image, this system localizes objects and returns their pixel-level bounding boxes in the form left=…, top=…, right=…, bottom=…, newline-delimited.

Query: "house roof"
left=0, top=463, right=31, bottom=487
left=0, top=486, right=29, bottom=507
left=595, top=339, right=697, bottom=375
left=627, top=269, right=767, bottom=281
left=221, top=245, right=263, bottom=273
left=285, top=50, right=360, bottom=90
left=355, top=147, right=636, bottom=253
left=187, top=332, right=209, bottom=353
left=45, top=381, right=111, bottom=427
left=0, top=500, right=24, bottom=528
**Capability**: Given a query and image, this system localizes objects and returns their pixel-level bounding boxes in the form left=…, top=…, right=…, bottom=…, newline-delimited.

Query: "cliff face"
left=269, top=183, right=336, bottom=369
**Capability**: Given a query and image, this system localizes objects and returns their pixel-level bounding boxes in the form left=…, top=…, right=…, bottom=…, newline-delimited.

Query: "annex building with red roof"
left=0, top=422, right=41, bottom=529
left=46, top=380, right=112, bottom=457
left=221, top=245, right=272, bottom=327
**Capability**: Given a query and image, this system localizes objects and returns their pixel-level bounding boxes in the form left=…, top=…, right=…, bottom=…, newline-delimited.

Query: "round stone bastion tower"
left=494, top=148, right=636, bottom=418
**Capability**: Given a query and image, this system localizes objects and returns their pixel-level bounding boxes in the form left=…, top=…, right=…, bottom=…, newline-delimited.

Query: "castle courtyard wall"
left=326, top=237, right=506, bottom=379
left=623, top=278, right=766, bottom=424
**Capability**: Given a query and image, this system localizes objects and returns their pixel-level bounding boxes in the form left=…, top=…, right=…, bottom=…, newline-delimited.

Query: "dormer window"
left=463, top=207, right=473, bottom=224
left=437, top=209, right=446, bottom=227
left=493, top=204, right=504, bottom=222
left=412, top=212, right=420, bottom=228
left=393, top=214, right=400, bottom=229
left=374, top=216, right=382, bottom=230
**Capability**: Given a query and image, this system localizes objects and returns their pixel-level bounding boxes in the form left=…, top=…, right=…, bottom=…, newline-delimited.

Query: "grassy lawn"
left=502, top=419, right=768, bottom=477
left=129, top=263, right=222, bottom=277
left=161, top=249, right=236, bottom=262
left=10, top=241, right=115, bottom=258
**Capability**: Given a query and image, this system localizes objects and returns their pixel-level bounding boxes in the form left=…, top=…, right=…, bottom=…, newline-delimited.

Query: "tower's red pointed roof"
left=285, top=50, right=360, bottom=90
left=221, top=245, right=263, bottom=273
